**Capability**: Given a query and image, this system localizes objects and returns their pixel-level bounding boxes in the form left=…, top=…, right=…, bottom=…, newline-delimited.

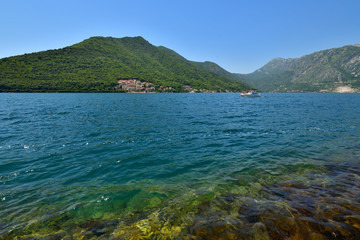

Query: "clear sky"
left=1, top=0, right=360, bottom=73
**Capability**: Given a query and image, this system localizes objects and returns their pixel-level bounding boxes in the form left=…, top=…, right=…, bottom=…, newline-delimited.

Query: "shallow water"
left=1, top=93, right=360, bottom=239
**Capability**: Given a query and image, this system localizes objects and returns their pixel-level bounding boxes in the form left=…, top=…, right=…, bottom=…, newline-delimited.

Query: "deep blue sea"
left=1, top=93, right=360, bottom=239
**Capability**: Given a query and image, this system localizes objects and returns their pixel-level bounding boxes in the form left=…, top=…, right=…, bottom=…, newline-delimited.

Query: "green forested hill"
left=0, top=36, right=250, bottom=92
left=157, top=46, right=238, bottom=78
left=240, top=45, right=360, bottom=92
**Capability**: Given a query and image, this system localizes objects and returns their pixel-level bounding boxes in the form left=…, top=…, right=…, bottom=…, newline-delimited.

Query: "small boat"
left=241, top=89, right=261, bottom=97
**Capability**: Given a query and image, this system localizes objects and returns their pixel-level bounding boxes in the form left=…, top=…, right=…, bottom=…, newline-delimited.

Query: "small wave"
left=58, top=111, right=71, bottom=115
left=0, top=171, right=20, bottom=181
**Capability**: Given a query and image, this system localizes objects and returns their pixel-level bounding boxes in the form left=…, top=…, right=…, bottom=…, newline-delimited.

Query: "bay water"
left=1, top=93, right=360, bottom=239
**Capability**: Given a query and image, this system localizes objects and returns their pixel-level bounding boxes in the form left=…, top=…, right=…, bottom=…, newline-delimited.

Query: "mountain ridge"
left=1, top=37, right=360, bottom=93
left=241, top=44, right=360, bottom=92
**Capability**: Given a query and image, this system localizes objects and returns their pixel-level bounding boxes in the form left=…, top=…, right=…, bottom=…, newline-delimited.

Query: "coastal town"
left=116, top=79, right=219, bottom=93
left=117, top=79, right=157, bottom=92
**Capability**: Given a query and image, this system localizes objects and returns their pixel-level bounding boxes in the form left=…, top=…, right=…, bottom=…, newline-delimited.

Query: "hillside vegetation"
left=0, top=37, right=250, bottom=92
left=241, top=45, right=360, bottom=92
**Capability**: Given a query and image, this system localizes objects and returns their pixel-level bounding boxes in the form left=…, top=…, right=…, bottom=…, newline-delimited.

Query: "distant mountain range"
left=157, top=43, right=360, bottom=93
left=239, top=45, right=360, bottom=92
left=0, top=37, right=249, bottom=92
left=1, top=36, right=359, bottom=92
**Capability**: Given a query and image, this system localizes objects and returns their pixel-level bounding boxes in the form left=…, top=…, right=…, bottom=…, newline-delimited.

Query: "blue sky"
left=1, top=0, right=360, bottom=73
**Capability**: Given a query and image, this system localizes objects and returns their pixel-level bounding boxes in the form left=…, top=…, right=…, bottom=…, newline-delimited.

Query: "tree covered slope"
left=0, top=36, right=250, bottom=92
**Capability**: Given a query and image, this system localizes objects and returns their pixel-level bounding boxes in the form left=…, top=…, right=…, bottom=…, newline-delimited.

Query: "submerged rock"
left=252, top=222, right=270, bottom=240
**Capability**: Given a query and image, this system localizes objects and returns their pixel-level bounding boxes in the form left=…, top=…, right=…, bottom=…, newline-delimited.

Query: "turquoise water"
left=1, top=93, right=360, bottom=239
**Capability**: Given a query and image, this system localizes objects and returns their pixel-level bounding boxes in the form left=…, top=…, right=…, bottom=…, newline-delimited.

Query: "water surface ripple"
left=1, top=93, right=360, bottom=239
